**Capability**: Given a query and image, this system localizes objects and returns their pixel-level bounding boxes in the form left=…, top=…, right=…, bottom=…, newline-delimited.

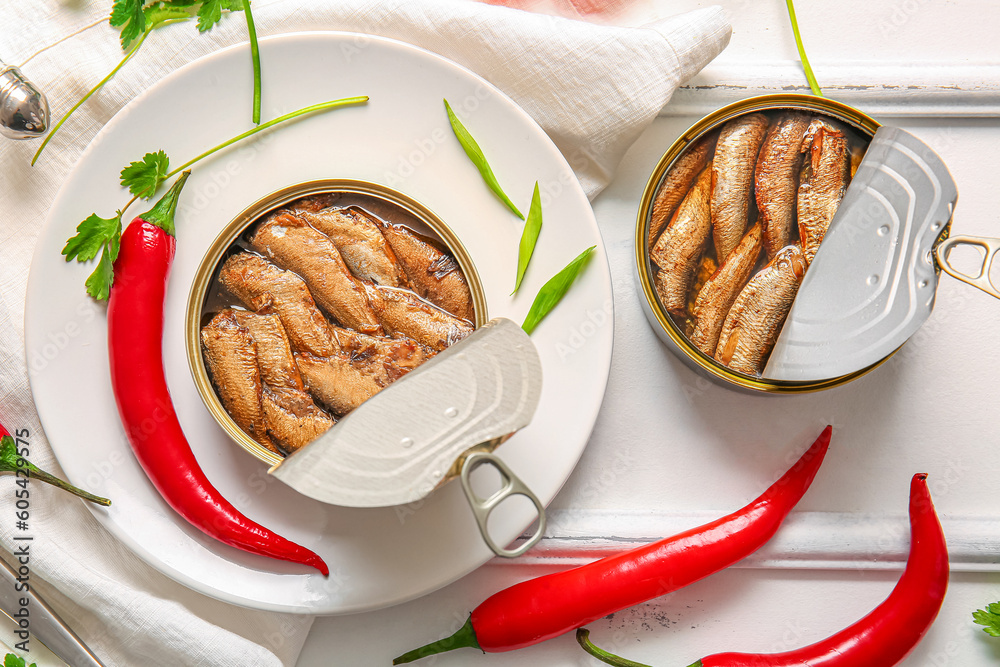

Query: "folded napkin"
left=0, top=1, right=730, bottom=665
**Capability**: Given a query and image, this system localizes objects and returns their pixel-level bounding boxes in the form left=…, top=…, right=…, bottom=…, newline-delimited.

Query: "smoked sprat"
left=647, top=108, right=868, bottom=377
left=202, top=193, right=476, bottom=457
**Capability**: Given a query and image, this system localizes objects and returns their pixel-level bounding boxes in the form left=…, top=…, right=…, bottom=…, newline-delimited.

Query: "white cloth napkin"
left=0, top=1, right=730, bottom=665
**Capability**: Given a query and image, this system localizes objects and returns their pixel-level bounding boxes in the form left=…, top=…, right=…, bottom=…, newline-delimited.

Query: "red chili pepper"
left=576, top=472, right=948, bottom=667
left=107, top=172, right=328, bottom=575
left=393, top=427, right=831, bottom=663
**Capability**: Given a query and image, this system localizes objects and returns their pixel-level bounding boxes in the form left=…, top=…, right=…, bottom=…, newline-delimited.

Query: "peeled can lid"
left=764, top=126, right=959, bottom=382
left=269, top=317, right=543, bottom=508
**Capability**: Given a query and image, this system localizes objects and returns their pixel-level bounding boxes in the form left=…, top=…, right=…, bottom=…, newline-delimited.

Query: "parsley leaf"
left=62, top=212, right=123, bottom=301
left=121, top=150, right=170, bottom=199
left=62, top=213, right=122, bottom=263
left=4, top=652, right=36, bottom=667
left=85, top=249, right=117, bottom=301
left=197, top=0, right=245, bottom=33
left=974, top=601, right=1000, bottom=637
left=110, top=0, right=146, bottom=49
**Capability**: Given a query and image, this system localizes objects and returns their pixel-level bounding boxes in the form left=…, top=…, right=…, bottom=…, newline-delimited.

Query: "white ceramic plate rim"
left=25, top=32, right=614, bottom=614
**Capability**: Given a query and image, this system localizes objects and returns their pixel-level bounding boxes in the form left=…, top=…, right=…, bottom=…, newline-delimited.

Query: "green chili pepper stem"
left=0, top=436, right=111, bottom=506
left=392, top=616, right=481, bottom=664
left=575, top=629, right=655, bottom=667
left=140, top=170, right=191, bottom=236
left=785, top=0, right=823, bottom=97
left=241, top=0, right=262, bottom=124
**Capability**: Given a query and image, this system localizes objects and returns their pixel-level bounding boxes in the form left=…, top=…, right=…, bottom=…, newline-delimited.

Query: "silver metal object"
left=0, top=548, right=106, bottom=666
left=270, top=317, right=546, bottom=558
left=0, top=61, right=49, bottom=139
left=936, top=234, right=1000, bottom=300
left=460, top=451, right=546, bottom=558
left=765, top=126, right=959, bottom=381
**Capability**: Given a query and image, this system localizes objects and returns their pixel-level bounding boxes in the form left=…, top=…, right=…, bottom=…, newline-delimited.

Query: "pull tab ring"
left=935, top=234, right=1000, bottom=300
left=459, top=451, right=546, bottom=558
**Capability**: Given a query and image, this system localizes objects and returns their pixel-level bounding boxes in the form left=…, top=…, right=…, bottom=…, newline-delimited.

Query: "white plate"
left=25, top=32, right=613, bottom=614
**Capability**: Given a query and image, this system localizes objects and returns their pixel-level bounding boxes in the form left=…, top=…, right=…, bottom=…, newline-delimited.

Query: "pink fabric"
left=481, top=0, right=630, bottom=21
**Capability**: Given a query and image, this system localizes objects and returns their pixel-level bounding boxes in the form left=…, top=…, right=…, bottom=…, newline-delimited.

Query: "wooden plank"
left=500, top=509, right=1000, bottom=572
left=665, top=61, right=1000, bottom=117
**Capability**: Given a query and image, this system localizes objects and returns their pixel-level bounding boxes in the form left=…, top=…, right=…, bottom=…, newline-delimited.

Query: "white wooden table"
left=299, top=1, right=1000, bottom=665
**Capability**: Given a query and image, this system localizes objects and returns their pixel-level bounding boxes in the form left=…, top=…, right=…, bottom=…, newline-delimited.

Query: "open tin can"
left=186, top=179, right=488, bottom=466
left=637, top=93, right=1000, bottom=392
left=633, top=92, right=969, bottom=393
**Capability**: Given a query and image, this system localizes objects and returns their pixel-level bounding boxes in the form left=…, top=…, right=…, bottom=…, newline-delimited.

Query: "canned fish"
left=636, top=94, right=891, bottom=393
left=187, top=179, right=488, bottom=465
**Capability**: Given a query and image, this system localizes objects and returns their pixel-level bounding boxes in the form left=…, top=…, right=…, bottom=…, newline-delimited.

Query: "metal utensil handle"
left=460, top=451, right=546, bottom=558
left=935, top=234, right=1000, bottom=300
left=0, top=551, right=107, bottom=667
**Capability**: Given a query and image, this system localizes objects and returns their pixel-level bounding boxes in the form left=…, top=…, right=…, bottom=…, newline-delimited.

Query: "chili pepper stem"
left=139, top=170, right=191, bottom=236
left=576, top=629, right=654, bottom=667
left=0, top=436, right=111, bottom=506
left=392, top=616, right=481, bottom=664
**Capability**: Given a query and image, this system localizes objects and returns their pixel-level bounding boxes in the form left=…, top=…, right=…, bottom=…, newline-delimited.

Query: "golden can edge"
left=185, top=179, right=489, bottom=465
left=635, top=94, right=909, bottom=394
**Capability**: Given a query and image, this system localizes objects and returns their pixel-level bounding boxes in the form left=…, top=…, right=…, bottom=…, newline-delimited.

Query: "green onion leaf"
left=521, top=246, right=595, bottom=335
left=512, top=182, right=543, bottom=294
left=444, top=99, right=524, bottom=220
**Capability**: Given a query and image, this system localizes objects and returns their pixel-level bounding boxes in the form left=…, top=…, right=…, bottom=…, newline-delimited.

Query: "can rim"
left=636, top=94, right=898, bottom=393
left=185, top=179, right=488, bottom=464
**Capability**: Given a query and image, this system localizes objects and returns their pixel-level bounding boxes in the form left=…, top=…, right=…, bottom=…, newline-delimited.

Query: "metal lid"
left=765, top=126, right=958, bottom=381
